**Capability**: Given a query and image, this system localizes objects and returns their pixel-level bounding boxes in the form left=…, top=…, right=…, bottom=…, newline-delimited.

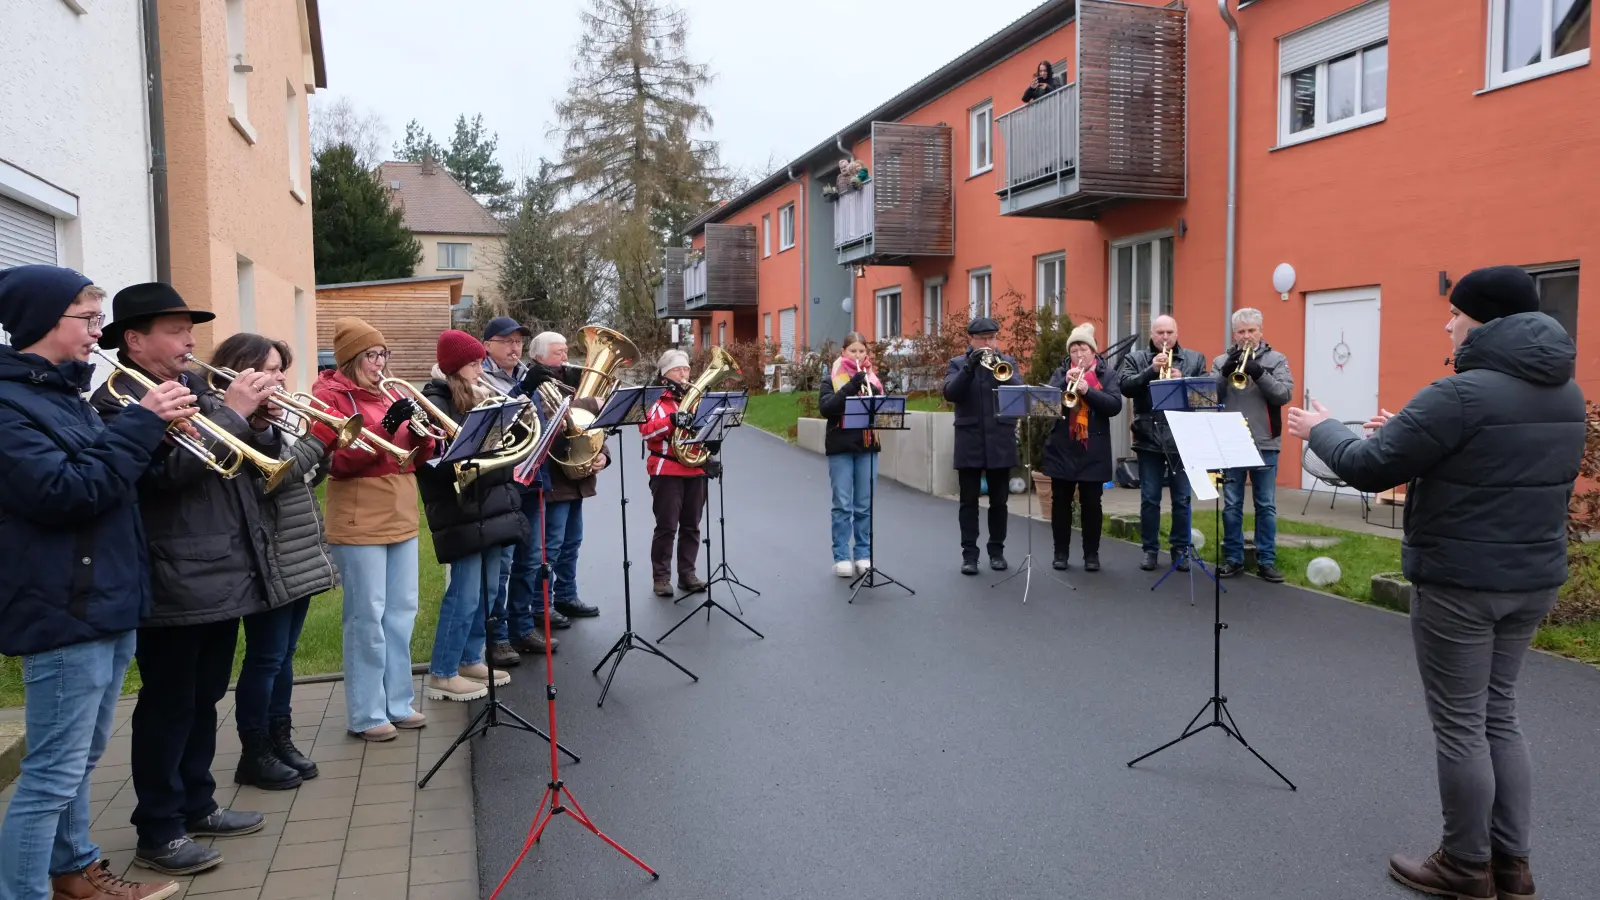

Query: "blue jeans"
left=496, top=496, right=543, bottom=644
left=828, top=452, right=876, bottom=562
left=430, top=550, right=501, bottom=678
left=1223, top=450, right=1279, bottom=567
left=544, top=499, right=584, bottom=604
left=0, top=631, right=135, bottom=896
left=236, top=597, right=311, bottom=733
left=331, top=539, right=419, bottom=733
left=1137, top=450, right=1192, bottom=555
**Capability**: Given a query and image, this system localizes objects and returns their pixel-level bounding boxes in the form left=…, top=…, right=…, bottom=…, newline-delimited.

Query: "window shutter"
left=1279, top=0, right=1388, bottom=75
left=0, top=195, right=58, bottom=268
left=779, top=308, right=796, bottom=360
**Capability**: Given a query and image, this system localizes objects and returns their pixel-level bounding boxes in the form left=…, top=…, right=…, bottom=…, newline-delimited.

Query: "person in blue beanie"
left=0, top=265, right=194, bottom=900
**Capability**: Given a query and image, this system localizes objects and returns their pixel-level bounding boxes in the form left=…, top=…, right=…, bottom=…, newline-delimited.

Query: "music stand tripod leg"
left=848, top=451, right=913, bottom=602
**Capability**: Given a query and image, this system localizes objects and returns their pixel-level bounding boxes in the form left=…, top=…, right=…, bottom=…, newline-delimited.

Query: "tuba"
left=668, top=346, right=741, bottom=467
left=537, top=324, right=639, bottom=480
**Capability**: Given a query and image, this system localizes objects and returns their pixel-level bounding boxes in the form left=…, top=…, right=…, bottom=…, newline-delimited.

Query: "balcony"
left=655, top=246, right=709, bottom=319
left=834, top=122, right=954, bottom=266
left=682, top=223, right=758, bottom=312
left=996, top=0, right=1186, bottom=219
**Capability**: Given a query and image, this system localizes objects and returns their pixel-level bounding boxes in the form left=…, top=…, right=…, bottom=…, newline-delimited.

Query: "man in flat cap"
left=942, top=317, right=1024, bottom=575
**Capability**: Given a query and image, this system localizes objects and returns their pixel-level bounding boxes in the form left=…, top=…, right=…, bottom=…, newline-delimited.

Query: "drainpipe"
left=1218, top=0, right=1240, bottom=343
left=141, top=0, right=171, bottom=283
left=788, top=165, right=807, bottom=353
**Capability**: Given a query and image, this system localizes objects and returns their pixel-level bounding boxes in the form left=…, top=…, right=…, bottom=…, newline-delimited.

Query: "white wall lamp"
left=1272, top=263, right=1296, bottom=301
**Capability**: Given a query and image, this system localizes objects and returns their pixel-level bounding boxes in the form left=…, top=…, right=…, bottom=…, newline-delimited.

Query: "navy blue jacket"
left=942, top=351, right=1025, bottom=470
left=0, top=347, right=169, bottom=656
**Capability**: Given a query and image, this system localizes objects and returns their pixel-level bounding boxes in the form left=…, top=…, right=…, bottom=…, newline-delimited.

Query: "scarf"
left=1069, top=366, right=1102, bottom=446
left=830, top=356, right=884, bottom=446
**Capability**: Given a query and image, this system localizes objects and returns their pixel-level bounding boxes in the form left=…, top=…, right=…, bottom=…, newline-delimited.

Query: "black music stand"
left=990, top=384, right=1074, bottom=603
left=589, top=385, right=698, bottom=707
left=420, top=397, right=580, bottom=789
left=1127, top=410, right=1295, bottom=791
left=660, top=394, right=765, bottom=642
left=1146, top=377, right=1226, bottom=606
left=842, top=394, right=913, bottom=603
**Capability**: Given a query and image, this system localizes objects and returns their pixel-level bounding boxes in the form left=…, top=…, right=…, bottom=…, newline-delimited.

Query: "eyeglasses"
left=62, top=313, right=105, bottom=329
left=361, top=350, right=391, bottom=362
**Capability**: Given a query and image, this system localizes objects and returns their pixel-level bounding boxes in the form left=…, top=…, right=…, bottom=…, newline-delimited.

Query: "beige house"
left=377, top=159, right=506, bottom=327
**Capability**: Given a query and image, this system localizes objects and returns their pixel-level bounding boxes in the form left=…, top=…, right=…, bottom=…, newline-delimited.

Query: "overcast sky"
left=313, top=0, right=1045, bottom=182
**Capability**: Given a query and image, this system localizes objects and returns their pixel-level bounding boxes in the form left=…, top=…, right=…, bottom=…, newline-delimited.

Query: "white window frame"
left=236, top=256, right=256, bottom=333
left=762, top=214, right=772, bottom=257
left=1278, top=41, right=1388, bottom=146
left=718, top=321, right=727, bottom=346
left=969, top=268, right=992, bottom=318
left=923, top=277, right=945, bottom=335
left=778, top=204, right=795, bottom=250
left=438, top=242, right=472, bottom=271
left=1035, top=252, right=1065, bottom=316
left=763, top=312, right=772, bottom=343
left=224, top=0, right=256, bottom=143
left=285, top=81, right=304, bottom=202
left=969, top=101, right=994, bottom=175
left=1487, top=0, right=1592, bottom=90
left=875, top=286, right=903, bottom=340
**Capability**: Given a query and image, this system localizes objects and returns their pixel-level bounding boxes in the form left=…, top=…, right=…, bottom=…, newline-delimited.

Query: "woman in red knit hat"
left=417, top=330, right=529, bottom=702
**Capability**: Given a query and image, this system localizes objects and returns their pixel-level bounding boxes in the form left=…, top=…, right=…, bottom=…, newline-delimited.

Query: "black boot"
left=236, top=728, right=302, bottom=790
left=269, top=716, right=319, bottom=780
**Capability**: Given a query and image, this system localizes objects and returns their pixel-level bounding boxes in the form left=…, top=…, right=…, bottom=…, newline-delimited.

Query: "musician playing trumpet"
left=1211, top=308, right=1294, bottom=583
left=1117, top=315, right=1208, bottom=572
left=943, top=317, right=1025, bottom=576
left=819, top=333, right=883, bottom=578
left=1042, top=323, right=1121, bottom=572
left=642, top=349, right=708, bottom=597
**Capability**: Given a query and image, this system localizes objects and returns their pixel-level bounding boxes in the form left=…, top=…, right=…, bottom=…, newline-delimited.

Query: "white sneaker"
left=833, top=560, right=854, bottom=577
left=855, top=559, right=871, bottom=574
left=458, top=663, right=511, bottom=686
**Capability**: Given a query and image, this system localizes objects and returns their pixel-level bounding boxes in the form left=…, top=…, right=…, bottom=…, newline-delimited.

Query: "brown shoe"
left=1491, top=851, right=1537, bottom=900
left=512, top=631, right=558, bottom=654
left=54, top=859, right=180, bottom=899
left=489, top=642, right=521, bottom=668
left=678, top=574, right=706, bottom=592
left=354, top=723, right=397, bottom=742
left=1389, top=847, right=1495, bottom=900
left=653, top=581, right=674, bottom=597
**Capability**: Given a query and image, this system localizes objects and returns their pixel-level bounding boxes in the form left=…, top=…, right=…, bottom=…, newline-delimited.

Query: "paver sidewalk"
left=0, top=677, right=479, bottom=900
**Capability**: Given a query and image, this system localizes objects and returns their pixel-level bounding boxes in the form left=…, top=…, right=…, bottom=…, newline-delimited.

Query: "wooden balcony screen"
left=1076, top=0, right=1187, bottom=199
left=869, top=122, right=955, bottom=259
left=689, top=223, right=759, bottom=310
left=655, top=246, right=692, bottom=318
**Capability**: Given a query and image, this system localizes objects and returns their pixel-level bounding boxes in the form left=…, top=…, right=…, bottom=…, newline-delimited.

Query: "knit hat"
left=1066, top=322, right=1098, bottom=352
left=437, top=329, right=486, bottom=375
left=0, top=265, right=94, bottom=350
left=333, top=317, right=386, bottom=366
left=1449, top=266, right=1540, bottom=324
left=658, top=348, right=690, bottom=375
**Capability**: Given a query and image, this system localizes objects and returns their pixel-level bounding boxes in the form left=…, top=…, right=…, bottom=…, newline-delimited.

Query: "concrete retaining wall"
left=797, top=412, right=959, bottom=497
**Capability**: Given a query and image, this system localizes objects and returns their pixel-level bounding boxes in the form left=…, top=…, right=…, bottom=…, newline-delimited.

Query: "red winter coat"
left=641, top=390, right=702, bottom=478
left=311, top=369, right=436, bottom=546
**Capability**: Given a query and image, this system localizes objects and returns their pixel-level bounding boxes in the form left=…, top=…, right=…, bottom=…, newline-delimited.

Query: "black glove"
left=702, top=459, right=723, bottom=479
left=1222, top=345, right=1243, bottom=375
left=963, top=348, right=980, bottom=372
left=520, top=364, right=555, bottom=396
left=381, top=397, right=418, bottom=435
left=671, top=411, right=692, bottom=429
left=1243, top=355, right=1265, bottom=379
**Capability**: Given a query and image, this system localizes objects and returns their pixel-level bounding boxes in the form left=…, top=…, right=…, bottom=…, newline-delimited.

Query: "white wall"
left=0, top=0, right=156, bottom=370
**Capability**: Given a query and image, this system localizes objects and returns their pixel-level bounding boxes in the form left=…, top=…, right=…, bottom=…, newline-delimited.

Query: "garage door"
left=1, top=194, right=60, bottom=343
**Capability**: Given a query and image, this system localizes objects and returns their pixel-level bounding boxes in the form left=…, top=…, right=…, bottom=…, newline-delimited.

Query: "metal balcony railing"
left=684, top=259, right=707, bottom=301
left=996, top=83, right=1078, bottom=195
left=832, top=179, right=874, bottom=248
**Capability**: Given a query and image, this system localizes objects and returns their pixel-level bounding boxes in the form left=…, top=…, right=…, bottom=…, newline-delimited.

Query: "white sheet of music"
left=1164, top=412, right=1264, bottom=501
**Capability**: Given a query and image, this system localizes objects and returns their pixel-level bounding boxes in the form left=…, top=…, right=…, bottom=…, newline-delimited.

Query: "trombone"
left=977, top=348, right=1013, bottom=381
left=92, top=346, right=294, bottom=491
left=1229, top=343, right=1255, bottom=390
left=185, top=354, right=365, bottom=450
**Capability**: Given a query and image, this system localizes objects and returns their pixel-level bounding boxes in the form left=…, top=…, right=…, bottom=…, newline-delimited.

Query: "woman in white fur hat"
left=1042, top=322, right=1122, bottom=571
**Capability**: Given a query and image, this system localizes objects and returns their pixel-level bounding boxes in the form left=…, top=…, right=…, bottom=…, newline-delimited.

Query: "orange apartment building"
left=658, top=0, right=1595, bottom=486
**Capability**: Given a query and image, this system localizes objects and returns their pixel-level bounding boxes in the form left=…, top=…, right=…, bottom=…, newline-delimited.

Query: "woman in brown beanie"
left=311, top=317, right=436, bottom=742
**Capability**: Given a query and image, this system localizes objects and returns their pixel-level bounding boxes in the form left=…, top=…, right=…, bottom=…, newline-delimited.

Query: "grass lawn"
left=743, top=391, right=948, bottom=443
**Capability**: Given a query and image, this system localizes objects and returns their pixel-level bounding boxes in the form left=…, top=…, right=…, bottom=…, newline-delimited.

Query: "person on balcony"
left=836, top=158, right=868, bottom=193
left=1022, top=60, right=1064, bottom=103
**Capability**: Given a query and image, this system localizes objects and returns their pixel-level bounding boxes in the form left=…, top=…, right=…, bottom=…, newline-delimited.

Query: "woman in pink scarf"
left=1042, top=323, right=1122, bottom=572
left=817, top=333, right=883, bottom=577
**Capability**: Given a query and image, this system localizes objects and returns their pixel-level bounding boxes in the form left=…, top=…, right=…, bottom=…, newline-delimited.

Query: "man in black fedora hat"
left=943, top=317, right=1024, bottom=575
left=91, top=283, right=279, bottom=876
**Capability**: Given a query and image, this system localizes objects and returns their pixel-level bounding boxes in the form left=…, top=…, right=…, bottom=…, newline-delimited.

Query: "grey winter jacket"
left=1307, top=312, right=1584, bottom=592
left=481, top=358, right=527, bottom=398
left=262, top=433, right=339, bottom=608
left=1211, top=344, right=1294, bottom=453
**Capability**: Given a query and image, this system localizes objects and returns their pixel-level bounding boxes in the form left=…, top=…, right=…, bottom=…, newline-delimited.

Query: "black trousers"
left=130, top=618, right=240, bottom=844
left=1051, top=479, right=1104, bottom=559
left=649, top=474, right=706, bottom=582
left=957, top=467, right=1011, bottom=559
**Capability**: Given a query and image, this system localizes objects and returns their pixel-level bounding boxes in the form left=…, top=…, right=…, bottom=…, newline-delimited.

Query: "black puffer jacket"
left=1308, top=312, right=1584, bottom=592
left=818, top=369, right=882, bottom=456
left=1042, top=360, right=1122, bottom=483
left=942, top=351, right=1025, bottom=470
left=1117, top=341, right=1210, bottom=454
left=416, top=377, right=527, bottom=564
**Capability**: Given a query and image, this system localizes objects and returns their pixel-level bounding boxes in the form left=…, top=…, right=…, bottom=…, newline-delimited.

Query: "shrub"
left=1557, top=402, right=1600, bottom=624
left=1018, top=307, right=1075, bottom=471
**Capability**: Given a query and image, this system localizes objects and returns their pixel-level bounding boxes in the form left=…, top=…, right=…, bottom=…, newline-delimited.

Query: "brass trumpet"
left=1062, top=366, right=1087, bottom=409
left=185, top=354, right=365, bottom=450
left=379, top=377, right=456, bottom=442
left=297, top=392, right=421, bottom=471
left=977, top=348, right=1013, bottom=381
left=93, top=346, right=294, bottom=491
left=1229, top=344, right=1255, bottom=390
left=1155, top=340, right=1178, bottom=380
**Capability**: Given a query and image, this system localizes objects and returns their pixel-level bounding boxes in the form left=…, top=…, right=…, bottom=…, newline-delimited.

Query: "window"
left=225, top=0, right=254, bottom=141
left=293, top=288, right=309, bottom=390
left=969, top=102, right=993, bottom=175
left=1530, top=265, right=1580, bottom=337
left=778, top=204, right=795, bottom=250
left=779, top=308, right=797, bottom=360
left=438, top=242, right=472, bottom=270
left=1277, top=1, right=1388, bottom=145
left=236, top=256, right=256, bottom=332
left=718, top=321, right=727, bottom=346
left=969, top=268, right=992, bottom=318
left=875, top=287, right=903, bottom=339
left=1111, top=235, right=1174, bottom=345
left=285, top=82, right=303, bottom=199
left=1036, top=252, right=1065, bottom=316
left=764, top=312, right=772, bottom=343
left=1490, top=0, right=1591, bottom=88
left=924, top=278, right=945, bottom=335
left=762, top=215, right=772, bottom=257
left=452, top=294, right=474, bottom=327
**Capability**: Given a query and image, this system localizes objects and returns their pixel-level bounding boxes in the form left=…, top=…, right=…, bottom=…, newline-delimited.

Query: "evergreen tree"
left=498, top=161, right=606, bottom=339
left=311, top=144, right=421, bottom=285
left=394, top=119, right=443, bottom=163
left=444, top=114, right=514, bottom=212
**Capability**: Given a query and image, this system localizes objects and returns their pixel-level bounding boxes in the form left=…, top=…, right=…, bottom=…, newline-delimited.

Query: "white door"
left=1107, top=233, right=1175, bottom=465
left=1301, top=287, right=1381, bottom=489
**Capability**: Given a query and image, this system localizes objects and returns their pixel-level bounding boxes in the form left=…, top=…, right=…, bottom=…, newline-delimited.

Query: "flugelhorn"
left=1229, top=343, right=1255, bottom=390
left=93, top=346, right=294, bottom=491
left=379, top=377, right=456, bottom=442
left=185, top=354, right=364, bottom=450
left=977, top=348, right=1013, bottom=381
left=297, top=392, right=421, bottom=470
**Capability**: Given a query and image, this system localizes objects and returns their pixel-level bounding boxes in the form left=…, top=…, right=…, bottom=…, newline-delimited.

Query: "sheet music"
left=1164, top=412, right=1264, bottom=474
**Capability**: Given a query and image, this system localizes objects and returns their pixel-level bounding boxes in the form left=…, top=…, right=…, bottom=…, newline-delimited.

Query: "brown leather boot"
left=1389, top=847, right=1495, bottom=900
left=53, top=859, right=180, bottom=899
left=1490, top=851, right=1537, bottom=900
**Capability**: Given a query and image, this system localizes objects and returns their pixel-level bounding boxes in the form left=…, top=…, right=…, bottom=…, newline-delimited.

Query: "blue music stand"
left=1147, top=377, right=1226, bottom=603
left=990, top=385, right=1075, bottom=602
left=841, top=394, right=913, bottom=603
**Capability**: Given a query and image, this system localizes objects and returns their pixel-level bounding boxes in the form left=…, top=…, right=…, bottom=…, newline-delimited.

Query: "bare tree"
left=310, top=96, right=390, bottom=168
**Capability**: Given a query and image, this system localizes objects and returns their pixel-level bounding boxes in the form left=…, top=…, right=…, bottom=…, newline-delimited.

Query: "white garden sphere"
left=1307, top=556, right=1342, bottom=587
left=1190, top=528, right=1205, bottom=551
left=1009, top=476, right=1028, bottom=494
